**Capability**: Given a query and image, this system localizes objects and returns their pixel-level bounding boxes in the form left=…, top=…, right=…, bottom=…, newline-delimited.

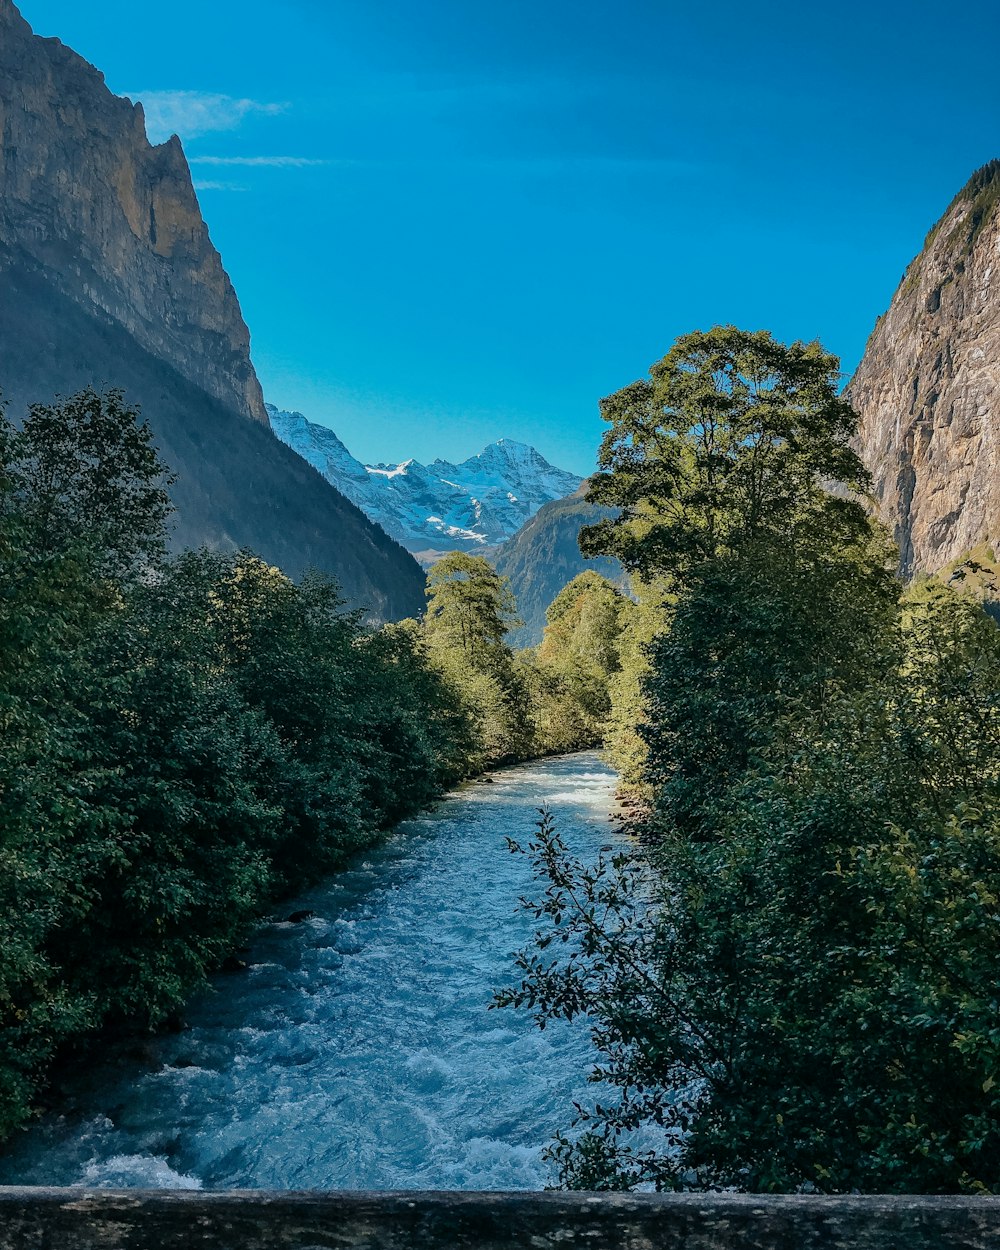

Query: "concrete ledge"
left=1, top=1189, right=999, bottom=1250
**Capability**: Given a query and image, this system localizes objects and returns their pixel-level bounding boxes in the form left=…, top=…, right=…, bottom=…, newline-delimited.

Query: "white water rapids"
left=0, top=752, right=620, bottom=1191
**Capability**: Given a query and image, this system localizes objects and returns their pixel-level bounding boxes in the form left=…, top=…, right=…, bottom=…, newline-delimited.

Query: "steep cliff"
left=0, top=0, right=264, bottom=422
left=0, top=0, right=426, bottom=619
left=850, top=161, right=1000, bottom=575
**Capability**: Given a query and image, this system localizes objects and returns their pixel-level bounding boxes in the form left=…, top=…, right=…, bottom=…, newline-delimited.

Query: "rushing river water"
left=0, top=752, right=619, bottom=1192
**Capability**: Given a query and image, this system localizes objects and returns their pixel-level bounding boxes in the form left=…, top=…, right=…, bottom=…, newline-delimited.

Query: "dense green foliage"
left=492, top=483, right=627, bottom=648
left=421, top=554, right=631, bottom=767
left=501, top=326, right=1000, bottom=1194
left=527, top=572, right=633, bottom=755
left=0, top=388, right=467, bottom=1139
left=598, top=575, right=667, bottom=793
left=422, top=552, right=534, bottom=770
left=0, top=390, right=634, bottom=1140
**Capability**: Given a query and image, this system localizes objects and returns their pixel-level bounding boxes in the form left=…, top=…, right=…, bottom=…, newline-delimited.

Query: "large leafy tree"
left=582, top=326, right=873, bottom=581
left=583, top=326, right=898, bottom=835
left=497, top=329, right=1000, bottom=1194
left=425, top=552, right=520, bottom=657
left=0, top=388, right=175, bottom=1131
left=8, top=386, right=174, bottom=578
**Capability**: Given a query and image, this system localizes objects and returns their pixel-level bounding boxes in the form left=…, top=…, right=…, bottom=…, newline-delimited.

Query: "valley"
left=3, top=0, right=1000, bottom=1207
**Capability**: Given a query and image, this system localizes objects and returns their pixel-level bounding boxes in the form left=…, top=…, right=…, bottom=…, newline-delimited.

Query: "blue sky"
left=17, top=0, right=1000, bottom=475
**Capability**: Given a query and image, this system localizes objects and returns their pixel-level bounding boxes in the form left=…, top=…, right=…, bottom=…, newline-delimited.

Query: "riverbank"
left=0, top=754, right=619, bottom=1192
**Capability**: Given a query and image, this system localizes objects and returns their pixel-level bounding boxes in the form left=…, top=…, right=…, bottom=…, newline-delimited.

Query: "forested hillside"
left=493, top=484, right=628, bottom=646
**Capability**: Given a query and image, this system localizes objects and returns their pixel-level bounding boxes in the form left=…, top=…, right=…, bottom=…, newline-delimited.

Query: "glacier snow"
left=267, top=405, right=582, bottom=559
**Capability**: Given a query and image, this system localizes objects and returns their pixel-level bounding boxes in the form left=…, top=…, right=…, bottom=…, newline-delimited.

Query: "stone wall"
left=1, top=1188, right=998, bottom=1249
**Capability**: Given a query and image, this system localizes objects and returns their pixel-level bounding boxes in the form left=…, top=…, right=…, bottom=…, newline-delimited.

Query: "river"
left=0, top=752, right=619, bottom=1192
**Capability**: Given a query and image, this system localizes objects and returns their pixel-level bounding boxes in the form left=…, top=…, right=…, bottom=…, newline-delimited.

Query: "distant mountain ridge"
left=0, top=0, right=425, bottom=620
left=268, top=405, right=582, bottom=558
left=493, top=483, right=628, bottom=647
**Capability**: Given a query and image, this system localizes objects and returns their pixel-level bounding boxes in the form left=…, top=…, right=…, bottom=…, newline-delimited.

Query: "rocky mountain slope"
left=492, top=483, right=627, bottom=647
left=850, top=162, right=1000, bottom=576
left=269, top=405, right=581, bottom=559
left=0, top=0, right=264, bottom=424
left=0, top=0, right=425, bottom=619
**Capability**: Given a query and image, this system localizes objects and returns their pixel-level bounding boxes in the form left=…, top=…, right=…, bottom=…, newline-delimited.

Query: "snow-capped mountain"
left=267, top=405, right=582, bottom=559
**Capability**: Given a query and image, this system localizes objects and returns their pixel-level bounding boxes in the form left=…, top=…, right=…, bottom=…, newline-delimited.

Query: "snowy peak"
left=267, top=407, right=583, bottom=561
left=432, top=440, right=581, bottom=505
left=266, top=405, right=369, bottom=486
left=367, top=459, right=419, bottom=479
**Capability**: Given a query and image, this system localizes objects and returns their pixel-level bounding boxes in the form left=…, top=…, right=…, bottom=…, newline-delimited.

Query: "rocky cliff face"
left=0, top=0, right=426, bottom=620
left=850, top=162, right=1000, bottom=575
left=0, top=0, right=265, bottom=422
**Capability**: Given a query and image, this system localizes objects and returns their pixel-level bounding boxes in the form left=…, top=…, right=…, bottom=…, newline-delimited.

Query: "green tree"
left=500, top=329, right=1000, bottom=1194
left=61, top=554, right=283, bottom=1027
left=581, top=326, right=872, bottom=583
left=531, top=572, right=633, bottom=753
left=601, top=575, right=668, bottom=792
left=8, top=387, right=173, bottom=578
left=583, top=326, right=897, bottom=835
left=425, top=552, right=519, bottom=656
left=423, top=553, right=533, bottom=768
left=0, top=388, right=175, bottom=1132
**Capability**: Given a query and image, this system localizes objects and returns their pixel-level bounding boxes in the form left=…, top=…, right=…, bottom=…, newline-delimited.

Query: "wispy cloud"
left=124, top=90, right=287, bottom=144
left=192, top=180, right=249, bottom=193
left=189, top=156, right=331, bottom=168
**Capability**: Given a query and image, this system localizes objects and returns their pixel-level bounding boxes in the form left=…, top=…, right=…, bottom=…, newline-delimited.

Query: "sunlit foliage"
left=0, top=389, right=474, bottom=1138
left=501, top=327, right=1000, bottom=1194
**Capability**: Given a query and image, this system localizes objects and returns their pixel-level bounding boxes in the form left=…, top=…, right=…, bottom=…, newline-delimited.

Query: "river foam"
left=0, top=752, right=619, bottom=1191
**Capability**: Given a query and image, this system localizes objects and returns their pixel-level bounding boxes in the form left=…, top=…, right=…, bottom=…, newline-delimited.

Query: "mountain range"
left=7, top=0, right=1000, bottom=631
left=0, top=0, right=424, bottom=621
left=272, top=154, right=1000, bottom=635
left=268, top=405, right=582, bottom=560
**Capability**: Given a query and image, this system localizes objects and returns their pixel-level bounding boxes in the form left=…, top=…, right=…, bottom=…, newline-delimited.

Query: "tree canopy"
left=582, top=326, right=873, bottom=582
left=0, top=388, right=485, bottom=1138
left=501, top=326, right=1000, bottom=1195
left=425, top=552, right=520, bottom=658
